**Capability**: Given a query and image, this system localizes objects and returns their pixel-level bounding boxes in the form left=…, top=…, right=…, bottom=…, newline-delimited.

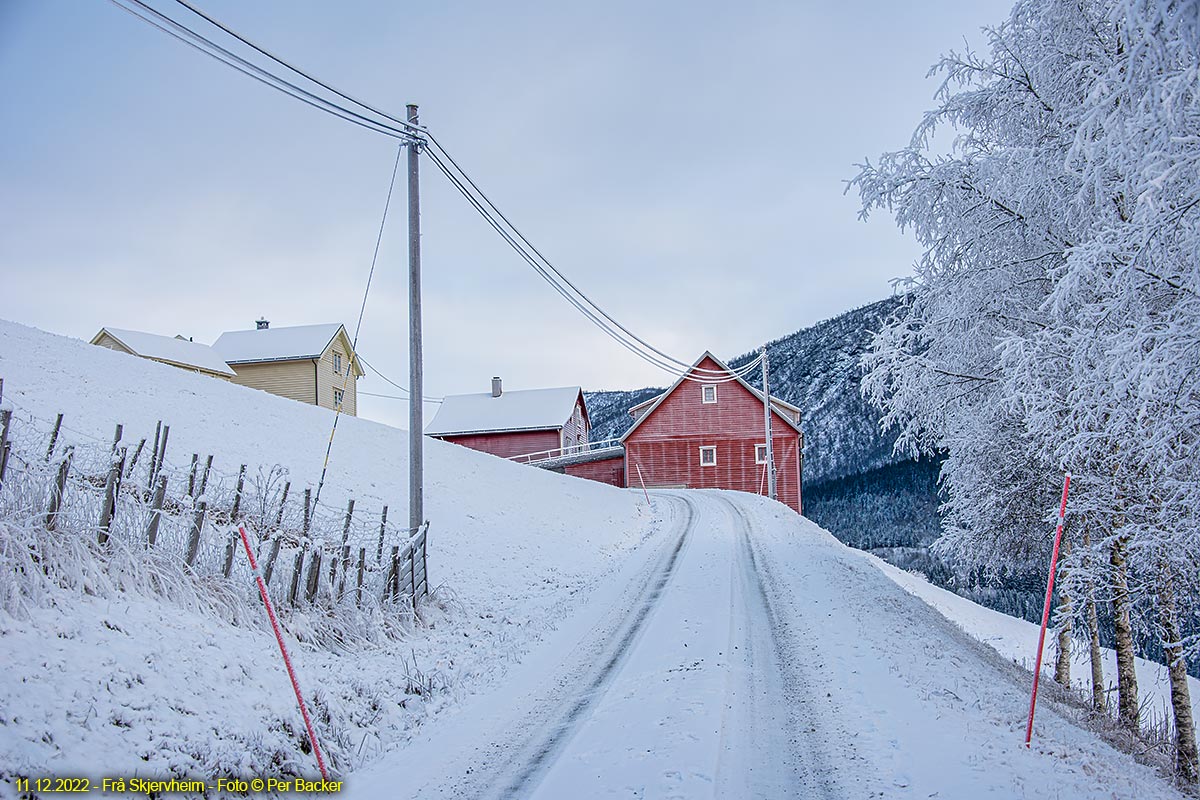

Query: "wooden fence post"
left=419, top=522, right=428, bottom=598
left=263, top=535, right=282, bottom=586
left=304, top=548, right=322, bottom=603
left=336, top=544, right=351, bottom=599
left=302, top=488, right=311, bottom=536
left=98, top=446, right=126, bottom=545
left=408, top=543, right=417, bottom=599
left=125, top=438, right=146, bottom=479
left=0, top=408, right=11, bottom=487
left=188, top=453, right=198, bottom=497
left=197, top=455, right=213, bottom=497
left=274, top=481, right=291, bottom=530
left=288, top=549, right=305, bottom=606
left=110, top=423, right=123, bottom=453
left=355, top=547, right=365, bottom=607
left=332, top=499, right=354, bottom=583
left=384, top=546, right=400, bottom=602
left=185, top=499, right=207, bottom=567
left=231, top=465, right=246, bottom=522
left=376, top=505, right=388, bottom=564
left=223, top=530, right=236, bottom=578
left=147, top=421, right=161, bottom=487
left=45, top=447, right=74, bottom=531
left=44, top=413, right=63, bottom=462
left=145, top=474, right=167, bottom=547
left=153, top=424, right=170, bottom=485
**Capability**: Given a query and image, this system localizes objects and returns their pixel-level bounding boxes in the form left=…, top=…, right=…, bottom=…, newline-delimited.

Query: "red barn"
left=621, top=352, right=804, bottom=513
left=426, top=377, right=590, bottom=460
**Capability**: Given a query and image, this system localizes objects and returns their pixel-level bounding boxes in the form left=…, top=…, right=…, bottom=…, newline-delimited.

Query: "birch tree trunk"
left=1083, top=528, right=1106, bottom=713
left=1055, top=540, right=1072, bottom=687
left=1110, top=534, right=1140, bottom=734
left=1157, top=565, right=1198, bottom=785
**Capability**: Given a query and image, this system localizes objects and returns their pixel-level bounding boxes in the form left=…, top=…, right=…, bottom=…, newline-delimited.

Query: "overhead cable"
left=110, top=0, right=419, bottom=144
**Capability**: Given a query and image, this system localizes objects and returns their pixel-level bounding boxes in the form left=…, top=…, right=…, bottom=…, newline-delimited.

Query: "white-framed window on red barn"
left=699, top=446, right=717, bottom=466
left=702, top=385, right=718, bottom=404
left=755, top=444, right=769, bottom=464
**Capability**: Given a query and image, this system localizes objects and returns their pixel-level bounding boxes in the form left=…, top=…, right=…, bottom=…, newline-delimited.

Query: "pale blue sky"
left=1, top=0, right=1012, bottom=428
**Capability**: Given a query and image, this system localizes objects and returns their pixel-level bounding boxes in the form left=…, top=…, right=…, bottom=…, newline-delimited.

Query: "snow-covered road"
left=349, top=491, right=1185, bottom=799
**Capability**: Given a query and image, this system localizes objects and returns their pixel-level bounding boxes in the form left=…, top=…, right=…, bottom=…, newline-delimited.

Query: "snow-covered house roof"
left=90, top=327, right=236, bottom=378
left=211, top=323, right=362, bottom=375
left=426, top=386, right=586, bottom=437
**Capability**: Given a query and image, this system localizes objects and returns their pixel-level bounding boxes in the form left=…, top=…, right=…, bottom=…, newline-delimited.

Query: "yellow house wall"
left=228, top=360, right=318, bottom=405
left=315, top=334, right=358, bottom=416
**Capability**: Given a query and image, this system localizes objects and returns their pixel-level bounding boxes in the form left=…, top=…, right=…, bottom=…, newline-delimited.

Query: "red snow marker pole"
left=237, top=525, right=330, bottom=781
left=635, top=463, right=651, bottom=505
left=1025, top=473, right=1072, bottom=748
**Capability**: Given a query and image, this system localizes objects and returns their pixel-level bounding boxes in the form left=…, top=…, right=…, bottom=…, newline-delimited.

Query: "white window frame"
left=333, top=351, right=342, bottom=374
left=699, top=446, right=717, bottom=467
left=755, top=443, right=768, bottom=464
left=701, top=384, right=718, bottom=404
left=333, top=388, right=345, bottom=406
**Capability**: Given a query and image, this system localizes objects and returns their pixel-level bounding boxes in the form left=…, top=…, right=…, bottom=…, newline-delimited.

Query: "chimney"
left=256, top=318, right=270, bottom=330
left=491, top=377, right=502, bottom=398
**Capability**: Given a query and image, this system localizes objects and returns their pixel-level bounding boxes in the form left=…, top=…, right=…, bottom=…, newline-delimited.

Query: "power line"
left=169, top=0, right=422, bottom=137
left=357, top=354, right=444, bottom=402
left=360, top=390, right=425, bottom=401
left=109, top=0, right=419, bottom=144
left=109, top=0, right=772, bottom=387
left=424, top=132, right=738, bottom=378
left=425, top=149, right=761, bottom=383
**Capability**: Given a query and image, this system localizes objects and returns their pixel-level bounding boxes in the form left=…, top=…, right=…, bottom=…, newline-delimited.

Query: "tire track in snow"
left=715, top=492, right=841, bottom=800
left=488, top=493, right=696, bottom=799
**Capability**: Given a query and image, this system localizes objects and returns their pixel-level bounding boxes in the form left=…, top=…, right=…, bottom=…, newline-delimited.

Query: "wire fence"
left=0, top=384, right=428, bottom=613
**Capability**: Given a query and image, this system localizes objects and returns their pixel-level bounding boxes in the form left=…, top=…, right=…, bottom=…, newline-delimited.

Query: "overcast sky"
left=0, top=0, right=1012, bottom=429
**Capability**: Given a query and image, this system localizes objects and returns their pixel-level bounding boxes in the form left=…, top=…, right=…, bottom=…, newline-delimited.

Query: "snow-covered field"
left=0, top=319, right=652, bottom=791
left=0, top=318, right=1189, bottom=799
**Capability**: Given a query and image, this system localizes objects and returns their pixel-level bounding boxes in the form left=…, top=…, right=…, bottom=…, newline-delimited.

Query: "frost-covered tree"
left=853, top=0, right=1198, bottom=781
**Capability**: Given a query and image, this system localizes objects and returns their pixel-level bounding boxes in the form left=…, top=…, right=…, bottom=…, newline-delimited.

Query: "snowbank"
left=869, top=553, right=1200, bottom=739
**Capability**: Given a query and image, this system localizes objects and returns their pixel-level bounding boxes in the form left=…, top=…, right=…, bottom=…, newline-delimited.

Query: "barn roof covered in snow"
left=426, top=386, right=585, bottom=436
left=91, top=327, right=236, bottom=377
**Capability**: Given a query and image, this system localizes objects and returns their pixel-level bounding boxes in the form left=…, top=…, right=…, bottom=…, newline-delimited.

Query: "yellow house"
left=90, top=327, right=237, bottom=380
left=211, top=320, right=364, bottom=415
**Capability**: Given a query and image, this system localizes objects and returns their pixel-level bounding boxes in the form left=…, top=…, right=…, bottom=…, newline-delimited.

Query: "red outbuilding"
left=425, top=377, right=590, bottom=460
left=621, top=352, right=804, bottom=513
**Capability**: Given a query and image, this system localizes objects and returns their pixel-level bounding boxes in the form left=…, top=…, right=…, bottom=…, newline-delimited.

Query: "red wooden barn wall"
left=623, top=356, right=803, bottom=513
left=563, top=454, right=625, bottom=487
left=437, top=429, right=561, bottom=460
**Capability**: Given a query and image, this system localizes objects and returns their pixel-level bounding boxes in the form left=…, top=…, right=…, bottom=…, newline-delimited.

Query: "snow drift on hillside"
left=0, top=319, right=652, bottom=790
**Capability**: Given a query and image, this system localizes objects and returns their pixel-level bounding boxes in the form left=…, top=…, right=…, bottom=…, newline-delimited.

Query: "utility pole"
left=761, top=346, right=777, bottom=500
left=407, top=104, right=424, bottom=537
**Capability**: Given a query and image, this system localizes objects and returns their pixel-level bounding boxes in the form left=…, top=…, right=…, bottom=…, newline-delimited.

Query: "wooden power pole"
left=761, top=346, right=777, bottom=500
left=407, top=104, right=424, bottom=537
